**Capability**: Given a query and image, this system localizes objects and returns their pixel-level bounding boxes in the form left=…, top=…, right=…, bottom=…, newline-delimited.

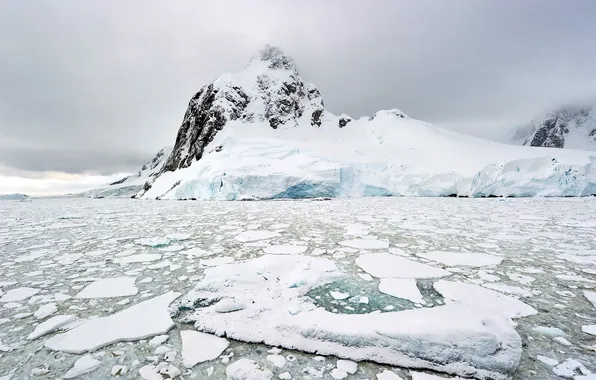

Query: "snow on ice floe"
left=379, top=278, right=426, bottom=304
left=115, top=253, right=162, bottom=264
left=33, top=302, right=57, bottom=319
left=582, top=325, right=596, bottom=336
left=75, top=277, right=138, bottom=298
left=235, top=230, right=280, bottom=242
left=63, top=355, right=101, bottom=379
left=434, top=280, right=537, bottom=319
left=180, top=330, right=230, bottom=368
left=27, top=315, right=77, bottom=340
left=180, top=255, right=521, bottom=380
left=339, top=239, right=389, bottom=250
left=135, top=237, right=170, bottom=247
left=45, top=291, right=181, bottom=353
left=0, top=287, right=39, bottom=303
left=585, top=291, right=596, bottom=308
left=263, top=244, right=308, bottom=255
left=226, top=359, right=273, bottom=380
left=355, top=253, right=451, bottom=279
left=415, top=251, right=502, bottom=267
left=482, top=283, right=533, bottom=298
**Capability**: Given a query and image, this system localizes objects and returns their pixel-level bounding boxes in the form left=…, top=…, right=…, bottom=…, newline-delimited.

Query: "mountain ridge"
left=137, top=46, right=596, bottom=199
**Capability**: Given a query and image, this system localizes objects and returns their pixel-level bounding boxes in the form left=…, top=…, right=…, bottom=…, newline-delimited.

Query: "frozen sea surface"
left=0, top=197, right=595, bottom=379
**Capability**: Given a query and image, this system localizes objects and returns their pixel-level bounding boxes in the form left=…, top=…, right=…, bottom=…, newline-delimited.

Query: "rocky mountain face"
left=142, top=46, right=346, bottom=194
left=513, top=106, right=596, bottom=150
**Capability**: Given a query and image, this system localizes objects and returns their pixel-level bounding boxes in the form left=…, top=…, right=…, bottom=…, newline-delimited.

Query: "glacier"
left=137, top=47, right=596, bottom=200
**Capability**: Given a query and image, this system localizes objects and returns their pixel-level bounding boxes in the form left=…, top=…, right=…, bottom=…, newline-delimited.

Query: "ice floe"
left=416, top=251, right=503, bottom=267
left=45, top=291, right=181, bottom=353
left=263, top=245, right=307, bottom=255
left=0, top=287, right=39, bottom=303
left=63, top=355, right=101, bottom=379
left=356, top=253, right=451, bottom=279
left=379, top=278, right=426, bottom=304
left=434, top=280, right=537, bottom=318
left=180, top=330, right=229, bottom=368
left=75, top=277, right=138, bottom=298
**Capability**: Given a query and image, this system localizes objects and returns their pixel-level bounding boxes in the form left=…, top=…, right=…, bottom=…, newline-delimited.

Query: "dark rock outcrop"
left=519, top=107, right=596, bottom=149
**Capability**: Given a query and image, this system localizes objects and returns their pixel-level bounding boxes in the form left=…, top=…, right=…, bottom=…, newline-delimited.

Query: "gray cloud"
left=1, top=0, right=596, bottom=176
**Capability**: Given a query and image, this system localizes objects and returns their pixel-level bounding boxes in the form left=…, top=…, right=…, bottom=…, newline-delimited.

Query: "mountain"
left=137, top=46, right=596, bottom=199
left=0, top=193, right=29, bottom=201
left=85, top=147, right=172, bottom=198
left=511, top=106, right=596, bottom=150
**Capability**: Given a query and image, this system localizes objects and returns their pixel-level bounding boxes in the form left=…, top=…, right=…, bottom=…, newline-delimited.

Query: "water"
left=0, top=197, right=595, bottom=379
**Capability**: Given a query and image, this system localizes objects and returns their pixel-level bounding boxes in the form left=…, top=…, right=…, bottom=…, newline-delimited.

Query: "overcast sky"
left=2, top=0, right=596, bottom=195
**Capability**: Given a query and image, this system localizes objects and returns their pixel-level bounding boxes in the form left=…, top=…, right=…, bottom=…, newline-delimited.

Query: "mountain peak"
left=249, top=45, right=297, bottom=72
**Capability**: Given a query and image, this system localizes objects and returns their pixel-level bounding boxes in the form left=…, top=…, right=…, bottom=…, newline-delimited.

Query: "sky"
left=2, top=0, right=596, bottom=195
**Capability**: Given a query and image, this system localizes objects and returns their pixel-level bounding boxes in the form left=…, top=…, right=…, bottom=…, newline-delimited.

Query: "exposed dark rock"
left=524, top=106, right=595, bottom=148
left=339, top=117, right=352, bottom=128
left=311, top=109, right=323, bottom=127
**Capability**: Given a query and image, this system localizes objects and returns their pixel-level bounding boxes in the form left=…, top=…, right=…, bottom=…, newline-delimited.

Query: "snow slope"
left=84, top=147, right=172, bottom=198
left=138, top=46, right=596, bottom=200
left=511, top=106, right=596, bottom=150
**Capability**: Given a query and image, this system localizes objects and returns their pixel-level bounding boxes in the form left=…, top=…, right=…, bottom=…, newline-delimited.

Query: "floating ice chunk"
left=266, top=354, right=286, bottom=368
left=235, top=230, right=280, bottom=242
left=45, top=291, right=181, bottom=353
left=27, top=315, right=76, bottom=340
left=166, top=233, right=192, bottom=241
left=278, top=372, right=292, bottom=379
left=376, top=370, right=403, bottom=379
left=135, top=237, right=170, bottom=248
left=554, top=336, right=572, bottom=346
left=416, top=251, right=502, bottom=267
left=199, top=257, right=235, bottom=267
left=434, top=280, right=537, bottom=318
left=336, top=360, right=357, bottom=374
left=263, top=245, right=307, bottom=255
left=356, top=253, right=451, bottom=279
left=116, top=254, right=162, bottom=264
left=330, top=368, right=348, bottom=379
left=482, top=284, right=533, bottom=298
left=410, top=372, right=463, bottom=379
left=556, top=274, right=596, bottom=283
left=111, top=365, right=128, bottom=376
left=582, top=325, right=596, bottom=336
left=0, top=287, right=40, bottom=302
left=0, top=281, right=17, bottom=288
left=506, top=272, right=535, bottom=285
left=34, top=302, right=57, bottom=320
left=63, top=355, right=101, bottom=379
left=584, top=291, right=596, bottom=308
left=536, top=355, right=558, bottom=366
left=75, top=277, right=138, bottom=299
left=358, top=273, right=373, bottom=281
left=225, top=359, right=273, bottom=380
left=532, top=326, right=566, bottom=337
left=553, top=358, right=591, bottom=378
left=379, top=278, right=425, bottom=304
left=330, top=291, right=350, bottom=300
left=477, top=270, right=500, bottom=282
left=180, top=330, right=229, bottom=368
left=149, top=335, right=169, bottom=346
left=339, top=239, right=389, bottom=250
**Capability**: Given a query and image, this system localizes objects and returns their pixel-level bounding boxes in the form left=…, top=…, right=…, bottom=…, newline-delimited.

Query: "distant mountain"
left=0, top=193, right=29, bottom=201
left=84, top=147, right=172, bottom=198
left=133, top=46, right=596, bottom=199
left=511, top=106, right=596, bottom=150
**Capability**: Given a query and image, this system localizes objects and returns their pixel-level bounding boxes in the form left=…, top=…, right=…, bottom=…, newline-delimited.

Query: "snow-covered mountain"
left=85, top=147, right=172, bottom=198
left=511, top=106, right=596, bottom=150
left=137, top=46, right=596, bottom=200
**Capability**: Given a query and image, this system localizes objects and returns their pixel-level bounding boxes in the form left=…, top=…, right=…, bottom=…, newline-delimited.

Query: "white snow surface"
left=180, top=330, right=229, bottom=368
left=434, top=280, right=537, bottom=319
left=63, top=355, right=101, bottom=379
left=416, top=251, right=503, bottom=267
left=379, top=278, right=426, bottom=304
left=181, top=255, right=522, bottom=380
left=137, top=49, right=596, bottom=200
left=0, top=287, right=39, bottom=302
left=355, top=253, right=451, bottom=279
left=45, top=291, right=181, bottom=353
left=74, top=277, right=138, bottom=298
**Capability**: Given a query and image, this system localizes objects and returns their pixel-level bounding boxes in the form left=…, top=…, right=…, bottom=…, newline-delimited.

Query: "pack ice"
left=180, top=255, right=522, bottom=380
left=137, top=46, right=596, bottom=200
